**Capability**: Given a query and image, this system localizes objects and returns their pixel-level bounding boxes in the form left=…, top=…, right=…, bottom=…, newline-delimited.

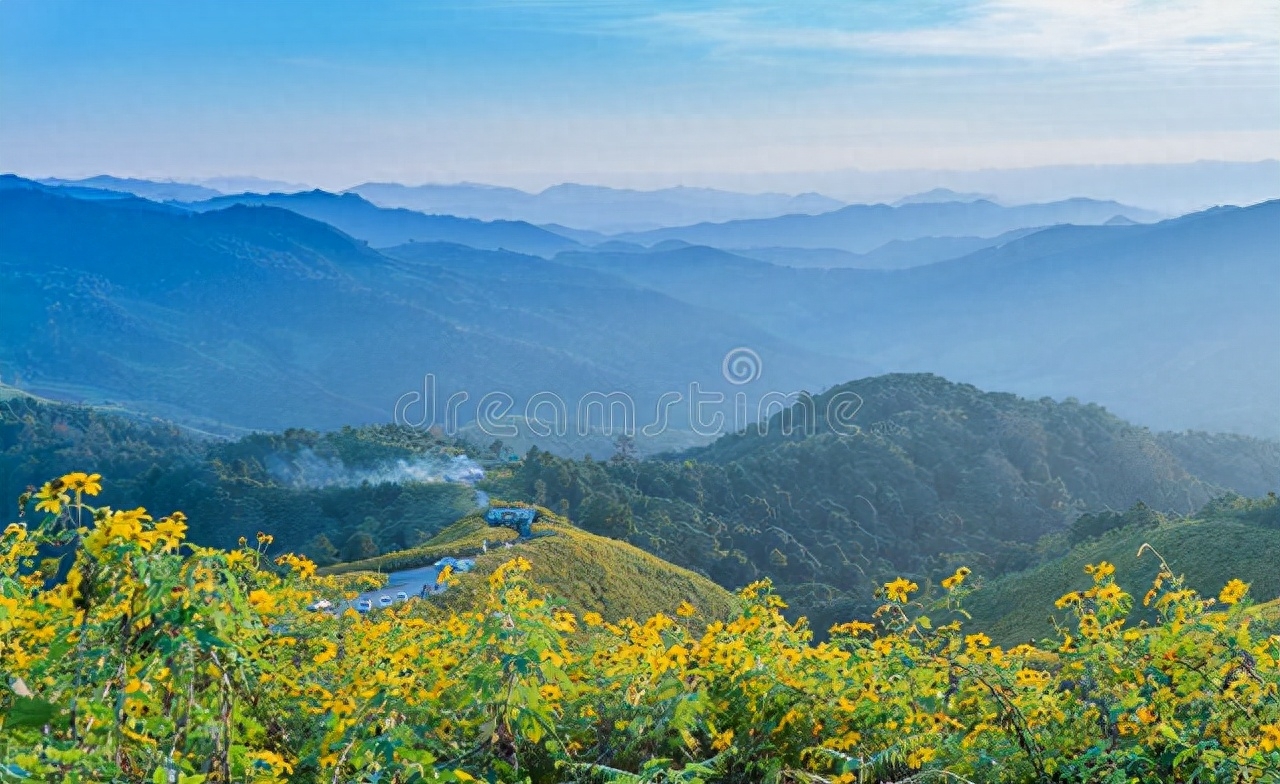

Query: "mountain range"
left=557, top=199, right=1280, bottom=437
left=180, top=189, right=583, bottom=257
left=728, top=228, right=1043, bottom=270
left=0, top=181, right=840, bottom=432
left=37, top=175, right=224, bottom=202
left=2, top=173, right=1277, bottom=441
left=347, top=181, right=846, bottom=233
left=609, top=198, right=1163, bottom=253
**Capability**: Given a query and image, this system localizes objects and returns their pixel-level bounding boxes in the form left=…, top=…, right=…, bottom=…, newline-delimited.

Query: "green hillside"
left=964, top=494, right=1280, bottom=643
left=8, top=373, right=1280, bottom=635
left=326, top=505, right=741, bottom=627
left=495, top=373, right=1280, bottom=627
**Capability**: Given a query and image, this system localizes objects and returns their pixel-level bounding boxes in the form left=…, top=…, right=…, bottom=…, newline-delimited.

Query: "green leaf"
left=3, top=697, right=56, bottom=729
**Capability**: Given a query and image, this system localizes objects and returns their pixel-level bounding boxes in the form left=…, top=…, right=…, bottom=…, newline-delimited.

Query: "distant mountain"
left=0, top=187, right=843, bottom=433
left=195, top=176, right=309, bottom=194
left=37, top=175, right=223, bottom=202
left=730, top=227, right=1043, bottom=269
left=611, top=198, right=1164, bottom=253
left=893, top=187, right=996, bottom=205
left=182, top=190, right=583, bottom=257
left=1, top=174, right=186, bottom=211
left=347, top=181, right=846, bottom=232
left=693, top=160, right=1280, bottom=214
left=556, top=201, right=1280, bottom=437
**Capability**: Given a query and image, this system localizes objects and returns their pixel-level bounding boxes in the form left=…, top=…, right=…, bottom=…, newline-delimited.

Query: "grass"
left=963, top=515, right=1280, bottom=645
left=321, top=502, right=740, bottom=628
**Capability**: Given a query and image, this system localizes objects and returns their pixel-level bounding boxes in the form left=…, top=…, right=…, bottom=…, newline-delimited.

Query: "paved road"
left=340, top=564, right=444, bottom=612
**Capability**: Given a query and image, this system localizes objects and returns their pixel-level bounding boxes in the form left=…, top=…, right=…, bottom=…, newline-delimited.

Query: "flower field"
left=3, top=474, right=1280, bottom=782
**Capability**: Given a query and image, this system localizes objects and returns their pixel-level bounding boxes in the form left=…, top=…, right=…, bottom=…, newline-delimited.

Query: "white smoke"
left=268, top=449, right=485, bottom=489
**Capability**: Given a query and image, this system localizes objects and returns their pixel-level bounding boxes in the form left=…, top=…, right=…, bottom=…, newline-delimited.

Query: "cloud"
left=643, top=1, right=1280, bottom=70
left=267, top=449, right=485, bottom=490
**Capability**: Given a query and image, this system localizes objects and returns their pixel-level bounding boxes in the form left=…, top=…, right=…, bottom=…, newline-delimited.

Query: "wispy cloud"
left=642, top=1, right=1280, bottom=69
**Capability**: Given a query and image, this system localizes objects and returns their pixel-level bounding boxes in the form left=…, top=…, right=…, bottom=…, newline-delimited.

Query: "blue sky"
left=1, top=0, right=1276, bottom=189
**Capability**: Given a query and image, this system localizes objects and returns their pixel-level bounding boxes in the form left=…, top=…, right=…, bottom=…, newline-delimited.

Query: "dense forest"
left=0, top=391, right=478, bottom=563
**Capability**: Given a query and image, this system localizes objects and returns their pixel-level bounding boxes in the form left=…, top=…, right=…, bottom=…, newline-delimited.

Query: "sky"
left=1, top=0, right=1277, bottom=190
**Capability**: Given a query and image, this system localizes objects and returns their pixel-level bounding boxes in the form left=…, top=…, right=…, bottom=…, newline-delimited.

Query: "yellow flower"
left=830, top=620, right=875, bottom=637
left=965, top=633, right=991, bottom=651
left=551, top=609, right=577, bottom=633
left=34, top=482, right=67, bottom=515
left=153, top=517, right=188, bottom=550
left=676, top=600, right=696, bottom=617
left=884, top=577, right=919, bottom=603
left=313, top=641, right=338, bottom=665
left=1084, top=561, right=1116, bottom=581
left=60, top=472, right=102, bottom=496
left=539, top=683, right=562, bottom=702
left=275, top=552, right=317, bottom=579
left=1055, top=591, right=1082, bottom=609
left=1262, top=724, right=1280, bottom=752
left=582, top=611, right=604, bottom=627
left=248, top=589, right=277, bottom=613
left=1096, top=584, right=1124, bottom=603
left=711, top=728, right=734, bottom=752
left=1015, top=668, right=1049, bottom=686
left=906, top=747, right=937, bottom=768
left=941, top=566, right=971, bottom=590
left=1219, top=578, right=1249, bottom=606
left=738, top=579, right=771, bottom=601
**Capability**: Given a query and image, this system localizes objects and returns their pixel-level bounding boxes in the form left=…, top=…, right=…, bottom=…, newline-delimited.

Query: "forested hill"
left=6, top=374, right=1280, bottom=630
left=0, top=388, right=480, bottom=559
left=495, top=374, right=1280, bottom=625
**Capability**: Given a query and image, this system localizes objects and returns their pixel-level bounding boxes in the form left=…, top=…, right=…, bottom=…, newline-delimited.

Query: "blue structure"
left=485, top=507, right=538, bottom=539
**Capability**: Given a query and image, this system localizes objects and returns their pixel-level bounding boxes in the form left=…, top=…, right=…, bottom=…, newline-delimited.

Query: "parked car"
left=356, top=599, right=372, bottom=613
left=378, top=595, right=393, bottom=607
left=307, top=599, right=332, bottom=612
left=395, top=591, right=409, bottom=602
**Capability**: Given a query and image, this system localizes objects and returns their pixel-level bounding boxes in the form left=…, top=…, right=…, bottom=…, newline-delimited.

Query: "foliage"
left=7, top=475, right=1280, bottom=782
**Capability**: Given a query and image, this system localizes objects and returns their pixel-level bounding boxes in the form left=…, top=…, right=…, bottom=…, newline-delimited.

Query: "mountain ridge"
left=610, top=197, right=1165, bottom=253
left=180, top=189, right=583, bottom=257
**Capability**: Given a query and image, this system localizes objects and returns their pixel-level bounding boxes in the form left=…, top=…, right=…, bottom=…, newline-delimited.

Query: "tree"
left=341, top=531, right=379, bottom=562
left=610, top=435, right=637, bottom=464
left=306, top=533, right=340, bottom=566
